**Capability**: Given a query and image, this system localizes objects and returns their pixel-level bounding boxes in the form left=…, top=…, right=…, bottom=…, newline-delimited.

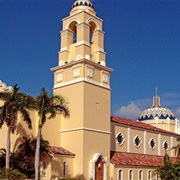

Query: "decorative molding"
left=73, top=69, right=80, bottom=78
left=102, top=74, right=108, bottom=83
left=53, top=77, right=111, bottom=90
left=57, top=74, right=62, bottom=83
left=55, top=69, right=64, bottom=74
left=72, top=63, right=82, bottom=69
left=101, top=70, right=108, bottom=75
left=60, top=47, right=67, bottom=52
left=60, top=29, right=74, bottom=36
left=60, top=127, right=111, bottom=135
left=94, top=49, right=106, bottom=53
left=76, top=22, right=90, bottom=30
left=87, top=69, right=93, bottom=78
left=85, top=64, right=94, bottom=69
left=76, top=40, right=90, bottom=47
left=94, top=48, right=105, bottom=53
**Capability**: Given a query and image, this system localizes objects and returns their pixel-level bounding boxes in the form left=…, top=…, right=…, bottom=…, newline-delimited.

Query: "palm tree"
left=10, top=136, right=52, bottom=178
left=0, top=84, right=36, bottom=168
left=172, top=137, right=180, bottom=159
left=153, top=153, right=180, bottom=180
left=35, top=88, right=69, bottom=180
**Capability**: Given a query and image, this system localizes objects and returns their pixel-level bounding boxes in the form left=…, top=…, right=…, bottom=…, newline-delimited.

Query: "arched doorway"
left=95, top=156, right=104, bottom=180
left=89, top=153, right=108, bottom=180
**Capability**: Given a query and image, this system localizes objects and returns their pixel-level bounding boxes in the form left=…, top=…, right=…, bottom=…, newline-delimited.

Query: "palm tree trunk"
left=35, top=127, right=42, bottom=180
left=6, top=127, right=10, bottom=168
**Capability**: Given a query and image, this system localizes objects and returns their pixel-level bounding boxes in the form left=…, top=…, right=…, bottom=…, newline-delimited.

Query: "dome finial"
left=153, top=86, right=160, bottom=107
left=156, top=86, right=158, bottom=96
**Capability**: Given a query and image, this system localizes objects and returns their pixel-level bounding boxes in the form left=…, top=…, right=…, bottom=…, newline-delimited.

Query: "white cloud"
left=174, top=107, right=180, bottom=120
left=113, top=93, right=180, bottom=120
left=114, top=102, right=142, bottom=120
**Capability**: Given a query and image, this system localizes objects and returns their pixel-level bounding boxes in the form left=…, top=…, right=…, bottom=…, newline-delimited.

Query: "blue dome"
left=72, top=0, right=94, bottom=9
left=138, top=106, right=176, bottom=121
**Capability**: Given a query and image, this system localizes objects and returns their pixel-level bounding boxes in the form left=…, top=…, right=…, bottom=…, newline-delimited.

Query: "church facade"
left=0, top=1, right=180, bottom=180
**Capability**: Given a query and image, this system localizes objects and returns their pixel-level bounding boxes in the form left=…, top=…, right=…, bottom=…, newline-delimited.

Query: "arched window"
left=68, top=21, right=78, bottom=44
left=118, top=169, right=122, bottom=180
left=147, top=170, right=151, bottom=180
left=139, top=170, right=142, bottom=180
left=89, top=21, right=96, bottom=44
left=63, top=161, right=66, bottom=176
left=129, top=170, right=133, bottom=180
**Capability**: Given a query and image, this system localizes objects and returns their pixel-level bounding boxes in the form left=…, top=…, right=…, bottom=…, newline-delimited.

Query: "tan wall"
left=42, top=114, right=61, bottom=146
left=60, top=130, right=84, bottom=176
left=146, top=131, right=159, bottom=155
left=111, top=124, right=128, bottom=152
left=111, top=122, right=179, bottom=157
left=42, top=155, right=74, bottom=180
left=129, top=128, right=144, bottom=154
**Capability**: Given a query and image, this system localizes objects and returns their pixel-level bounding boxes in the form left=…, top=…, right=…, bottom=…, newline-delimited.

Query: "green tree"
left=34, top=88, right=69, bottom=180
left=0, top=84, right=36, bottom=169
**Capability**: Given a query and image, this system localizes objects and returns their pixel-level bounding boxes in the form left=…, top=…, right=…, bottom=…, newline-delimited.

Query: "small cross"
left=96, top=99, right=100, bottom=108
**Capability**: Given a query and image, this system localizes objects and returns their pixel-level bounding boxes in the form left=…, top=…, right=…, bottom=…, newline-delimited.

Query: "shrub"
left=0, top=168, right=27, bottom=180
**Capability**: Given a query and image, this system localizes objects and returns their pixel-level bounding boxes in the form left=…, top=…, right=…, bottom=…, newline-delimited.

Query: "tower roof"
left=72, top=0, right=94, bottom=9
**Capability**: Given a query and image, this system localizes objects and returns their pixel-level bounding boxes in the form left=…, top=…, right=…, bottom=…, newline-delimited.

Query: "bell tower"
left=51, top=0, right=113, bottom=179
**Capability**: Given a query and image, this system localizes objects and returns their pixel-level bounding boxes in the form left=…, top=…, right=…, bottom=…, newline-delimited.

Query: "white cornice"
left=51, top=58, right=113, bottom=73
left=60, top=127, right=111, bottom=135
left=53, top=77, right=111, bottom=90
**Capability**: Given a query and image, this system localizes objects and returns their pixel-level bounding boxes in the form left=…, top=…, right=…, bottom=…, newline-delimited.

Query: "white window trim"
left=138, top=170, right=143, bottom=180
left=116, top=132, right=125, bottom=146
left=133, top=135, right=142, bottom=148
left=163, top=140, right=169, bottom=151
left=128, top=170, right=133, bottom=180
left=147, top=170, right=152, bottom=180
left=117, top=169, right=123, bottom=180
left=149, top=138, right=156, bottom=150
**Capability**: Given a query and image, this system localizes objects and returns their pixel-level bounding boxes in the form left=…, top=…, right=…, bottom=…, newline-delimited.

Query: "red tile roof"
left=111, top=116, right=180, bottom=136
left=49, top=146, right=75, bottom=156
left=110, top=151, right=177, bottom=167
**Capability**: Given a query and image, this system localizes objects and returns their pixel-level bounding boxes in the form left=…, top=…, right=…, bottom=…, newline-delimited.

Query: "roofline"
left=111, top=116, right=180, bottom=137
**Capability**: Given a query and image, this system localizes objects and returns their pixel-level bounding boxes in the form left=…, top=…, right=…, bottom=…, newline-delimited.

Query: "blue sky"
left=0, top=0, right=180, bottom=120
